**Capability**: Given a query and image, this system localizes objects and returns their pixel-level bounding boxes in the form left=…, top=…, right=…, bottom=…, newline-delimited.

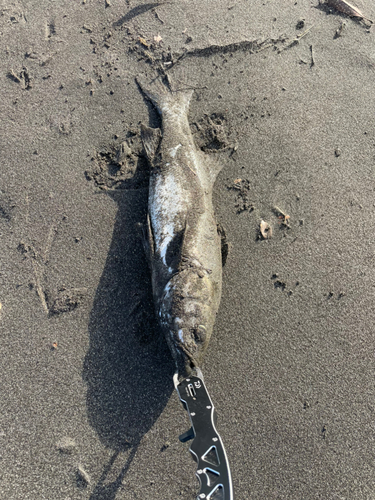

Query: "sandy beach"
left=1, top=1, right=375, bottom=498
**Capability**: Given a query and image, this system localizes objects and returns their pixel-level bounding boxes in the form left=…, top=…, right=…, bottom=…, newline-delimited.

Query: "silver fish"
left=137, top=76, right=223, bottom=376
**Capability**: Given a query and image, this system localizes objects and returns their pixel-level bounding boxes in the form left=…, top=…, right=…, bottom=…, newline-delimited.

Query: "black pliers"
left=174, top=368, right=234, bottom=500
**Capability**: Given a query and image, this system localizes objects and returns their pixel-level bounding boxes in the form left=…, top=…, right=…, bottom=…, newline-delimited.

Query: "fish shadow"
left=83, top=188, right=174, bottom=498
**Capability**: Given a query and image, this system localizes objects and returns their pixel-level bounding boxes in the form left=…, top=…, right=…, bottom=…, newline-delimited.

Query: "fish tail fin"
left=136, top=75, right=193, bottom=115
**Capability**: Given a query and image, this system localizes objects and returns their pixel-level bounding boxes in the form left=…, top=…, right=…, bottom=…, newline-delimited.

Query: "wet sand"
left=1, top=1, right=375, bottom=498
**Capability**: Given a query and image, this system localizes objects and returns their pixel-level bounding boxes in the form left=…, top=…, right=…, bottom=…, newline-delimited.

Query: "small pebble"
left=160, top=441, right=170, bottom=452
left=296, top=19, right=305, bottom=30
left=56, top=437, right=78, bottom=455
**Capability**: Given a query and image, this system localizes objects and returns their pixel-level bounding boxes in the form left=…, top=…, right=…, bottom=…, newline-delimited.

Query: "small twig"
left=256, top=43, right=273, bottom=53
left=273, top=206, right=287, bottom=217
left=174, top=85, right=208, bottom=92
left=164, top=37, right=286, bottom=70
left=20, top=219, right=60, bottom=314
left=7, top=69, right=21, bottom=83
left=31, top=259, right=49, bottom=314
left=278, top=24, right=316, bottom=53
left=25, top=195, right=29, bottom=224
left=310, top=44, right=315, bottom=67
left=297, top=24, right=315, bottom=40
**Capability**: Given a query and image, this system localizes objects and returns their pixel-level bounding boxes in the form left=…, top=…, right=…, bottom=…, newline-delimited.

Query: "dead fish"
left=137, top=76, right=223, bottom=376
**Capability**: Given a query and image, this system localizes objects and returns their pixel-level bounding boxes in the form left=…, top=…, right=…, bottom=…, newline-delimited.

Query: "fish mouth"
left=176, top=349, right=198, bottom=378
left=158, top=273, right=216, bottom=374
left=171, top=325, right=208, bottom=376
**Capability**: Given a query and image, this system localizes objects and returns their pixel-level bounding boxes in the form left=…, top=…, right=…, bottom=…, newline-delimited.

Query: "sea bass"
left=137, top=76, right=223, bottom=377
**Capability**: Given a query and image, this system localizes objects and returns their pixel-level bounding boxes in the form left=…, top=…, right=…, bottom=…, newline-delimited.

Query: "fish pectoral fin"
left=217, top=223, right=229, bottom=267
left=206, top=155, right=224, bottom=185
left=140, top=124, right=162, bottom=160
left=138, top=214, right=155, bottom=269
left=165, top=222, right=188, bottom=272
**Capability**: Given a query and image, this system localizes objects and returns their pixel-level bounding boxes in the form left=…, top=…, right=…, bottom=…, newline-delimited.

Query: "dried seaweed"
left=326, top=0, right=373, bottom=23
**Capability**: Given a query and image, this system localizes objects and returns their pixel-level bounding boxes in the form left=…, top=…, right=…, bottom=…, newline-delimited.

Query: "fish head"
left=159, top=270, right=219, bottom=375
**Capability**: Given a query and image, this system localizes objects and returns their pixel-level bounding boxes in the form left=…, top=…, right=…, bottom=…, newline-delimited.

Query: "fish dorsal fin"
left=140, top=124, right=162, bottom=160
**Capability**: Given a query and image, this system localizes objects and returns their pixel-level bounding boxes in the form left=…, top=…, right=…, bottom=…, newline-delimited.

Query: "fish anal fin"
left=137, top=214, right=155, bottom=269
left=140, top=124, right=162, bottom=160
